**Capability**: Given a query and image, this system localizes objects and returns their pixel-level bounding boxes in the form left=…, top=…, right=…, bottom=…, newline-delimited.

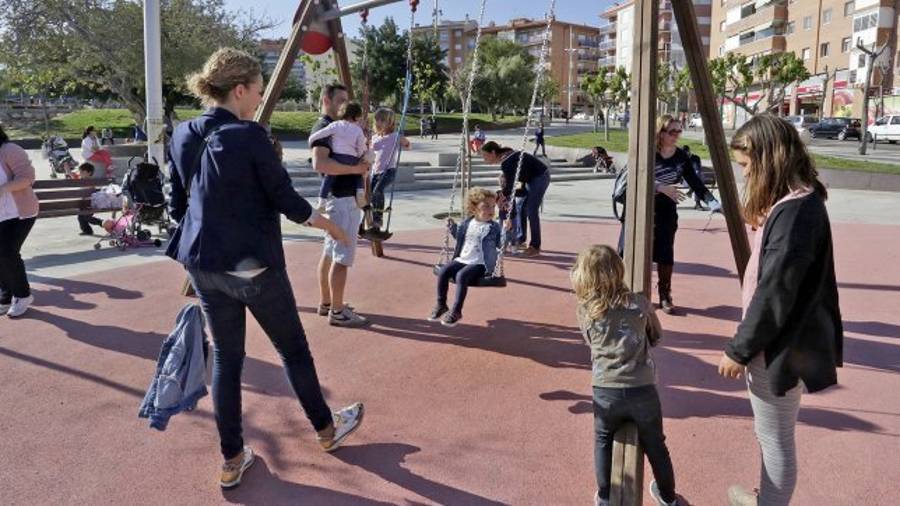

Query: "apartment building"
left=599, top=0, right=713, bottom=73
left=710, top=0, right=900, bottom=122
left=411, top=18, right=479, bottom=73
left=480, top=18, right=601, bottom=116
left=259, top=39, right=306, bottom=84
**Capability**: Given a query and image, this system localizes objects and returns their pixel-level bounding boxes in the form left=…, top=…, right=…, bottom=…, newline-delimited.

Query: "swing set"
left=247, top=0, right=755, bottom=502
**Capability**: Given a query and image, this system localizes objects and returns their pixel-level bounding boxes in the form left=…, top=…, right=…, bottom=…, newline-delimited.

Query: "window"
left=853, top=12, right=879, bottom=31
left=720, top=20, right=726, bottom=31
left=719, top=45, right=725, bottom=56
left=803, top=16, right=813, bottom=30
left=820, top=42, right=830, bottom=57
left=844, top=1, right=854, bottom=16
left=454, top=56, right=462, bottom=63
left=455, top=44, right=462, bottom=50
left=802, top=47, right=811, bottom=60
left=842, top=37, right=852, bottom=52
left=454, top=30, right=462, bottom=37
left=786, top=21, right=795, bottom=34
left=891, top=116, right=900, bottom=125
left=823, top=8, right=832, bottom=23
left=859, top=54, right=866, bottom=67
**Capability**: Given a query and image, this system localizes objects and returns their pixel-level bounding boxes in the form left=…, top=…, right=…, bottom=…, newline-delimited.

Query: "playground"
left=2, top=0, right=899, bottom=504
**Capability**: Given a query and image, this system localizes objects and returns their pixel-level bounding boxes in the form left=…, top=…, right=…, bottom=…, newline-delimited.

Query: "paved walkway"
left=2, top=217, right=898, bottom=505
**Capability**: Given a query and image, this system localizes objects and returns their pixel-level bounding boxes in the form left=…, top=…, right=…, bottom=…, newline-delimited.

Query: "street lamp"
left=563, top=29, right=576, bottom=120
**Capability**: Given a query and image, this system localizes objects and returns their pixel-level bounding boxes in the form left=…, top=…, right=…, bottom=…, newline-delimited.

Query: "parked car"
left=687, top=113, right=703, bottom=128
left=866, top=115, right=900, bottom=143
left=785, top=115, right=819, bottom=131
left=809, top=117, right=861, bottom=140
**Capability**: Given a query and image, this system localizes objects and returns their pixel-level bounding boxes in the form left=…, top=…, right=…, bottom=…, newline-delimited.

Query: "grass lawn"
left=546, top=130, right=900, bottom=175
left=6, top=108, right=524, bottom=140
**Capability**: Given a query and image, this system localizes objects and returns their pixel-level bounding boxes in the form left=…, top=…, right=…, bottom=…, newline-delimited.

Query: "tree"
left=536, top=70, right=560, bottom=117
left=857, top=41, right=888, bottom=155
left=657, top=61, right=677, bottom=113
left=350, top=18, right=407, bottom=107
left=457, top=37, right=537, bottom=120
left=0, top=0, right=270, bottom=124
left=410, top=34, right=448, bottom=116
left=610, top=66, right=631, bottom=126
left=709, top=52, right=809, bottom=118
left=580, top=71, right=611, bottom=134
left=816, top=65, right=839, bottom=121
left=672, top=64, right=693, bottom=116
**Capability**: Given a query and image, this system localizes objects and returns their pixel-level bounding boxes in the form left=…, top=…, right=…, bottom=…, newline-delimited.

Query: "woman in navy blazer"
left=167, top=48, right=366, bottom=489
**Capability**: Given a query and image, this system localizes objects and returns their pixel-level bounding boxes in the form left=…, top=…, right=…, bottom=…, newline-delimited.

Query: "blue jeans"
left=188, top=267, right=333, bottom=460
left=436, top=261, right=486, bottom=314
left=517, top=171, right=550, bottom=249
left=370, top=169, right=396, bottom=226
left=593, top=385, right=676, bottom=504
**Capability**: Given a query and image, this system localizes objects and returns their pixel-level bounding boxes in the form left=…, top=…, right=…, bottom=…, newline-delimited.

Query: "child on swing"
left=365, top=107, right=411, bottom=236
left=570, top=245, right=682, bottom=506
left=428, top=188, right=501, bottom=327
left=307, top=101, right=374, bottom=211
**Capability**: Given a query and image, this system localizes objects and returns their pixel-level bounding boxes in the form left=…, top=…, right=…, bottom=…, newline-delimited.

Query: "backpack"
left=612, top=164, right=628, bottom=222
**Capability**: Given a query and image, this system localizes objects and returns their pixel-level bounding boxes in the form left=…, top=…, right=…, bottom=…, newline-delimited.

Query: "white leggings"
left=747, top=355, right=802, bottom=506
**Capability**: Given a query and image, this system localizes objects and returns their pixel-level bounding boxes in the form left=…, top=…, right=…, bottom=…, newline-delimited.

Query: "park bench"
left=33, top=177, right=117, bottom=218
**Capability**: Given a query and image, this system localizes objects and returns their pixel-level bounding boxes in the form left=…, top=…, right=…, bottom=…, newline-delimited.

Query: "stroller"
left=122, top=157, right=171, bottom=237
left=591, top=146, right=616, bottom=174
left=41, top=135, right=78, bottom=179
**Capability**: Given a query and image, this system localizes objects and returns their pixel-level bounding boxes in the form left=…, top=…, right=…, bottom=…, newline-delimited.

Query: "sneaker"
left=7, top=295, right=34, bottom=318
left=79, top=230, right=94, bottom=236
left=727, top=485, right=758, bottom=506
left=329, top=306, right=369, bottom=328
left=428, top=304, right=449, bottom=322
left=521, top=247, right=541, bottom=258
left=220, top=446, right=255, bottom=489
left=650, top=480, right=679, bottom=506
left=317, top=402, right=365, bottom=452
left=318, top=302, right=353, bottom=316
left=660, top=296, right=675, bottom=315
left=440, top=311, right=461, bottom=327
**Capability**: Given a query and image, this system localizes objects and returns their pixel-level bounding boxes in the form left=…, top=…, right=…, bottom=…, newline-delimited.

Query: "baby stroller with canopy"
left=591, top=146, right=616, bottom=174
left=122, top=157, right=171, bottom=237
left=41, top=135, right=78, bottom=178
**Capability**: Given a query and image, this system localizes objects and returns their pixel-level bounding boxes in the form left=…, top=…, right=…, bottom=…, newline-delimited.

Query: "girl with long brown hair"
left=719, top=114, right=842, bottom=506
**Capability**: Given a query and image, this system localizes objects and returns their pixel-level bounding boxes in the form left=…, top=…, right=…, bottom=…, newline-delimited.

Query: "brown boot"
left=657, top=263, right=675, bottom=314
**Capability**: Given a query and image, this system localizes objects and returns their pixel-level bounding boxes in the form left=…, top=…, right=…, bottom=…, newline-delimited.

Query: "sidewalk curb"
left=542, top=145, right=900, bottom=193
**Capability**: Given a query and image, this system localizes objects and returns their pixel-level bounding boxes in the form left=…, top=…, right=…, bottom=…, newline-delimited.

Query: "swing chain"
left=493, top=0, right=557, bottom=279
left=437, top=0, right=488, bottom=267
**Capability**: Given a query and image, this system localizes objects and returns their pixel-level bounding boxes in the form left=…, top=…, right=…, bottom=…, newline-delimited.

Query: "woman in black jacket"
left=648, top=114, right=720, bottom=313
left=719, top=114, right=842, bottom=506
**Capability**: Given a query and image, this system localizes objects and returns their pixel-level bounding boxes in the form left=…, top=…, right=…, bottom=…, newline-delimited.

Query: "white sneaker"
left=329, top=306, right=369, bottom=328
left=317, top=402, right=365, bottom=452
left=7, top=295, right=34, bottom=317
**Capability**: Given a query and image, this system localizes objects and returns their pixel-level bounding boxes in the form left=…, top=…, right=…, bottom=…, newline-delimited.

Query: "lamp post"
left=143, top=0, right=165, bottom=166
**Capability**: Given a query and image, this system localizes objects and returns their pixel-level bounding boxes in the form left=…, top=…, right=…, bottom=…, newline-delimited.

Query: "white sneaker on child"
left=7, top=295, right=34, bottom=318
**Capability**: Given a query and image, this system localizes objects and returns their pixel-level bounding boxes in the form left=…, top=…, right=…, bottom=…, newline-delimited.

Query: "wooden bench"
left=33, top=178, right=116, bottom=218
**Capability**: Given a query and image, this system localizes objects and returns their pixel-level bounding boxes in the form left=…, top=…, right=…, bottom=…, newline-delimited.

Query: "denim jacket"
left=138, top=304, right=208, bottom=431
left=451, top=217, right=502, bottom=276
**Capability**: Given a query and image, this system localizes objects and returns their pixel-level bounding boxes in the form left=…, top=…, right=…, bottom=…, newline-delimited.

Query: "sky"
left=224, top=0, right=616, bottom=40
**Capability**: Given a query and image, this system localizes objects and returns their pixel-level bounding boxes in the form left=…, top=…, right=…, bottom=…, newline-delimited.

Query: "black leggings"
left=0, top=217, right=36, bottom=303
left=436, top=261, right=486, bottom=314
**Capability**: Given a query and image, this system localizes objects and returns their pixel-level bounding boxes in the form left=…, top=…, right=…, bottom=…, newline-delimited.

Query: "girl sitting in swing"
left=428, top=188, right=502, bottom=327
left=366, top=107, right=411, bottom=235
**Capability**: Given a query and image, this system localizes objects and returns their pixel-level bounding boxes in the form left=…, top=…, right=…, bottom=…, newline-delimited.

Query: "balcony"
left=598, top=56, right=617, bottom=67
left=599, top=22, right=617, bottom=34
left=726, top=3, right=788, bottom=35
left=736, top=33, right=787, bottom=54
left=660, top=21, right=673, bottom=32
left=599, top=40, right=616, bottom=50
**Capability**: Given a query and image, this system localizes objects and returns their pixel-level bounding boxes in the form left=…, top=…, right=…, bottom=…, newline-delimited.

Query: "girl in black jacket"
left=719, top=114, right=842, bottom=506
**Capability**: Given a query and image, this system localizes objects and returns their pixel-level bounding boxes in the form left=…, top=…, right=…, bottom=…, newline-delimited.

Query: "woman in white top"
left=81, top=126, right=114, bottom=177
left=0, top=125, right=40, bottom=317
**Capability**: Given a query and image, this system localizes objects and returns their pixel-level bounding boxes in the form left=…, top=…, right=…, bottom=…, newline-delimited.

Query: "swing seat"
left=432, top=264, right=507, bottom=287
left=362, top=228, right=393, bottom=242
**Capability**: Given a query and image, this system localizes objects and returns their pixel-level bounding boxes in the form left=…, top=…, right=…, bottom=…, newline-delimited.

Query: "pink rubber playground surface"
left=1, top=218, right=898, bottom=505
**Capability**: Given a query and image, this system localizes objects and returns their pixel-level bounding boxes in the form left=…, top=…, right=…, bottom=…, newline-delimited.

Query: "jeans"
left=436, top=261, right=486, bottom=314
left=78, top=214, right=103, bottom=234
left=188, top=267, right=333, bottom=460
left=0, top=217, right=36, bottom=303
left=517, top=171, right=550, bottom=249
left=593, top=385, right=676, bottom=504
left=370, top=169, right=396, bottom=226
